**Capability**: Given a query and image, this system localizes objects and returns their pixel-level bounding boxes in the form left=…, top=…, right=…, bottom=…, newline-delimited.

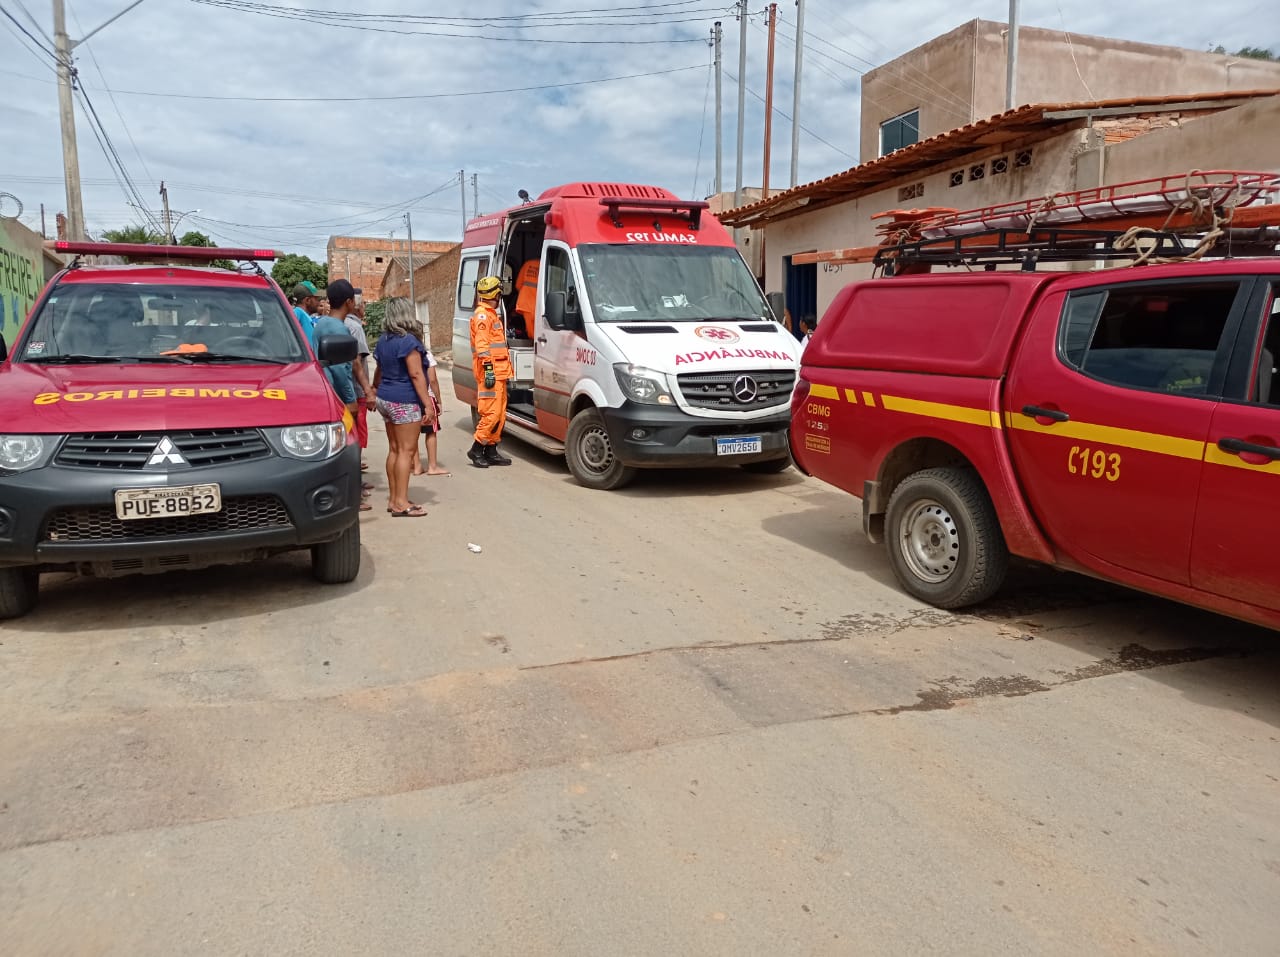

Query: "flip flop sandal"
left=361, top=482, right=376, bottom=491
left=359, top=502, right=373, bottom=512
left=386, top=502, right=421, bottom=512
left=390, top=505, right=428, bottom=518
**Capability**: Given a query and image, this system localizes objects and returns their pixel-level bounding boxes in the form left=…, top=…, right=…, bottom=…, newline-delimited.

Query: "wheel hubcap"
left=899, top=498, right=959, bottom=584
left=579, top=427, right=614, bottom=473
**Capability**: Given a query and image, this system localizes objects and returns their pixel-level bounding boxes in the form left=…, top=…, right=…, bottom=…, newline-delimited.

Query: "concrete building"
left=326, top=236, right=455, bottom=302
left=719, top=20, right=1280, bottom=330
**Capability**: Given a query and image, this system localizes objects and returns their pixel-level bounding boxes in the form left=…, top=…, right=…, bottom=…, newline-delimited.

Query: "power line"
left=0, top=2, right=58, bottom=62
left=725, top=69, right=853, bottom=160
left=190, top=0, right=712, bottom=43
left=691, top=41, right=715, bottom=197
left=1, top=61, right=707, bottom=101
left=69, top=0, right=156, bottom=187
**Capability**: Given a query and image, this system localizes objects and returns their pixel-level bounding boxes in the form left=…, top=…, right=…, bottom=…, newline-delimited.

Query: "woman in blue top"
left=372, top=298, right=436, bottom=517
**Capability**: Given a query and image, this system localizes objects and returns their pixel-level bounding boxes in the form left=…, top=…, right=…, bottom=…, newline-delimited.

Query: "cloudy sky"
left=2, top=0, right=1275, bottom=262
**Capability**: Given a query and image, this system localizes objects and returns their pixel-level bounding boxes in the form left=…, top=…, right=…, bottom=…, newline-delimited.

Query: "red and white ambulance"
left=452, top=183, right=800, bottom=489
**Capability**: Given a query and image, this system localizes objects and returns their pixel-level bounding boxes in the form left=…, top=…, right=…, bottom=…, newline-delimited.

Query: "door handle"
left=1022, top=405, right=1070, bottom=424
left=536, top=336, right=547, bottom=345
left=1218, top=437, right=1280, bottom=461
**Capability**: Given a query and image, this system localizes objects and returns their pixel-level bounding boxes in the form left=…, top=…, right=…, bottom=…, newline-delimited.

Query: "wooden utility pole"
left=762, top=3, right=778, bottom=197
left=790, top=0, right=805, bottom=187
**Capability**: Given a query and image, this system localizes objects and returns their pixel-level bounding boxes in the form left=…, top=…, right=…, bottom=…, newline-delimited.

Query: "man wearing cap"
left=467, top=275, right=514, bottom=468
left=291, top=281, right=322, bottom=345
left=313, top=278, right=362, bottom=412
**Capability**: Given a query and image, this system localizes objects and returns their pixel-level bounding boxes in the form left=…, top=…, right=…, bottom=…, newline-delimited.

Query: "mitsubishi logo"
left=147, top=437, right=188, bottom=467
left=732, top=375, right=759, bottom=403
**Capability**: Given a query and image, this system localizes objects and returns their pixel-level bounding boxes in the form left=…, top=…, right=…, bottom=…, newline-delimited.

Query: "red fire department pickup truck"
left=0, top=241, right=363, bottom=619
left=792, top=207, right=1280, bottom=631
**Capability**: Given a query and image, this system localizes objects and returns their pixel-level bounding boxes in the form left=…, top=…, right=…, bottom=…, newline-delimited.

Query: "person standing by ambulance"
left=467, top=276, right=513, bottom=468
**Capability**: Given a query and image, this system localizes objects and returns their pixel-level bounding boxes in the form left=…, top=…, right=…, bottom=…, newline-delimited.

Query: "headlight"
left=614, top=364, right=674, bottom=405
left=277, top=423, right=346, bottom=459
left=0, top=435, right=52, bottom=472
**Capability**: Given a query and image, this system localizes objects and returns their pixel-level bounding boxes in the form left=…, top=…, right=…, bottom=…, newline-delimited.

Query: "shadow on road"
left=5, top=546, right=376, bottom=634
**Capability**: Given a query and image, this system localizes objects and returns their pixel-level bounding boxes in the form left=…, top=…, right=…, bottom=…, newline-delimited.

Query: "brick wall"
left=327, top=236, right=455, bottom=301
left=417, top=244, right=461, bottom=355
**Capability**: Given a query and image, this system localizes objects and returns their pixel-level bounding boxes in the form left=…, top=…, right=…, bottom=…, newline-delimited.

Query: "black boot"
left=484, top=443, right=512, bottom=466
left=467, top=441, right=490, bottom=468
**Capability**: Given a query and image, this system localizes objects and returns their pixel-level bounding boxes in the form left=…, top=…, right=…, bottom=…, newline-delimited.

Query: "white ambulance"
left=452, top=182, right=800, bottom=489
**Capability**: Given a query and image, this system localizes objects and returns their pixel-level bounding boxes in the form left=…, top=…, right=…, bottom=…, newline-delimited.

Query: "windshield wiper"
left=180, top=352, right=290, bottom=365
left=24, top=354, right=126, bottom=364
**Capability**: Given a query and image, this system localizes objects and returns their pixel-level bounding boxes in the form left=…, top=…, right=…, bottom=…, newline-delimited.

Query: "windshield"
left=17, top=282, right=307, bottom=364
left=577, top=244, right=771, bottom=323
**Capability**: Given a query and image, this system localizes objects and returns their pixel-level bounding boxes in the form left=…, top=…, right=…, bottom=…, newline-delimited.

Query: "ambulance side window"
left=457, top=256, right=489, bottom=311
left=1059, top=281, right=1241, bottom=397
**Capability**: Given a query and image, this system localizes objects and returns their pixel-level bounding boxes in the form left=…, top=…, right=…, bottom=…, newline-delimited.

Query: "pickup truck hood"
left=595, top=321, right=800, bottom=375
left=1, top=362, right=344, bottom=434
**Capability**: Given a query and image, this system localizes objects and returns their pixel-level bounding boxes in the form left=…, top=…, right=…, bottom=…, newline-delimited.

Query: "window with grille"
left=897, top=182, right=925, bottom=202
left=879, top=109, right=920, bottom=156
left=991, top=156, right=1009, bottom=175
left=948, top=170, right=964, bottom=188
left=969, top=163, right=986, bottom=182
left=1015, top=148, right=1034, bottom=168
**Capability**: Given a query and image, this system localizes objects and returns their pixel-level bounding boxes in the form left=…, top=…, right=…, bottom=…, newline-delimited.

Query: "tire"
left=565, top=407, right=637, bottom=491
left=884, top=467, right=1008, bottom=609
left=0, top=567, right=38, bottom=619
left=311, top=520, right=361, bottom=584
left=740, top=455, right=792, bottom=474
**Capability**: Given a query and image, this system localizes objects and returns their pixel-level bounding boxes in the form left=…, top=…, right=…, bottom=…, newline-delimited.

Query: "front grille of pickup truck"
left=56, top=429, right=271, bottom=470
left=677, top=369, right=796, bottom=410
left=42, top=495, right=291, bottom=543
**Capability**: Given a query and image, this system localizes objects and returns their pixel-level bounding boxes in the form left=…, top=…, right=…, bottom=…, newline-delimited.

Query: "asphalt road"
left=3, top=370, right=1278, bottom=956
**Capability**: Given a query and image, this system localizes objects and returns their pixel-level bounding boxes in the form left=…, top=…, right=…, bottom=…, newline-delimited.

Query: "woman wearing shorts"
left=372, top=298, right=436, bottom=517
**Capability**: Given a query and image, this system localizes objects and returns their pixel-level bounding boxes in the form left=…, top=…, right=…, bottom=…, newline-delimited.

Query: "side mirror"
left=0, top=335, right=8, bottom=363
left=316, top=334, right=357, bottom=366
left=545, top=291, right=566, bottom=331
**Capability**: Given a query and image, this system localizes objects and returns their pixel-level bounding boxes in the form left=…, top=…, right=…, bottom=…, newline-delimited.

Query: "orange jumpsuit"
left=471, top=300, right=512, bottom=445
left=514, top=259, right=540, bottom=339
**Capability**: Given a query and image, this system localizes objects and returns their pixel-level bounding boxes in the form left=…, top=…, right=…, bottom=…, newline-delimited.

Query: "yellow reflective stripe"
left=862, top=392, right=876, bottom=407
left=844, top=389, right=859, bottom=404
left=881, top=394, right=998, bottom=429
left=1203, top=443, right=1280, bottom=474
left=1007, top=413, right=1204, bottom=460
left=809, top=383, right=839, bottom=400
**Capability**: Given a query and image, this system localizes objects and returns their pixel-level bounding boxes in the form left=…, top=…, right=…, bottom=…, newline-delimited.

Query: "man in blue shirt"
left=314, top=279, right=360, bottom=408
left=291, top=281, right=322, bottom=346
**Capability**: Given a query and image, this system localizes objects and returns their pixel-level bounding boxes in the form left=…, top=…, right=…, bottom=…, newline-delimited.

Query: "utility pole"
left=734, top=0, right=747, bottom=209
left=159, top=181, right=172, bottom=242
left=40, top=204, right=47, bottom=239
left=762, top=4, right=778, bottom=198
left=405, top=211, right=416, bottom=325
left=1005, top=0, right=1020, bottom=110
left=459, top=169, right=467, bottom=234
left=471, top=173, right=479, bottom=218
left=53, top=0, right=84, bottom=241
left=790, top=0, right=805, bottom=187
left=713, top=21, right=723, bottom=195
left=52, top=0, right=148, bottom=242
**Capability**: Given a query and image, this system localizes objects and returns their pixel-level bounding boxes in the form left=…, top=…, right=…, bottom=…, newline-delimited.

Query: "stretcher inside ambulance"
left=452, top=183, right=801, bottom=490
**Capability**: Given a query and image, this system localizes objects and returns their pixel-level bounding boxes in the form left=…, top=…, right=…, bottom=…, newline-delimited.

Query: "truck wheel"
left=740, top=455, right=792, bottom=474
left=311, top=521, right=361, bottom=584
left=0, top=567, right=38, bottom=619
left=566, top=408, right=637, bottom=491
left=884, top=467, right=1008, bottom=609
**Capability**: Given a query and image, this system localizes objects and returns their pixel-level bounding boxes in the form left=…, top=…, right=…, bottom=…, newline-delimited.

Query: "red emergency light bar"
left=48, top=241, right=278, bottom=261
left=599, top=197, right=708, bottom=230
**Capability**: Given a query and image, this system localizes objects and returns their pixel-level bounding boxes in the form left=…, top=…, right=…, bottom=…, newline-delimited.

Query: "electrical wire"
left=69, top=1, right=156, bottom=187
left=4, top=61, right=707, bottom=102
left=190, top=0, right=711, bottom=44
left=691, top=42, right=715, bottom=197
left=0, top=1, right=58, bottom=65
left=725, top=70, right=853, bottom=160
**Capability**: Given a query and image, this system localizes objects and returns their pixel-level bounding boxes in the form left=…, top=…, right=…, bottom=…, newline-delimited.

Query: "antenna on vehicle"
left=518, top=189, right=531, bottom=204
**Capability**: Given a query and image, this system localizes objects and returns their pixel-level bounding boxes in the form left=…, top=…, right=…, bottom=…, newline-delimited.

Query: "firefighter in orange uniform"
left=513, top=258, right=540, bottom=339
left=468, top=276, right=514, bottom=468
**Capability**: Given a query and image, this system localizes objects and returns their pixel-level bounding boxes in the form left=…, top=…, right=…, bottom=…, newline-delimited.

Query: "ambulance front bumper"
left=600, top=402, right=791, bottom=468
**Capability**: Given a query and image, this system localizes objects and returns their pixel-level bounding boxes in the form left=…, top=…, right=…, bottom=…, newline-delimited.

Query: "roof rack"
left=792, top=171, right=1280, bottom=274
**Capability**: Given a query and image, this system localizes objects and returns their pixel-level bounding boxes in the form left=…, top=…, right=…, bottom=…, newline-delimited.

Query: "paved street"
left=2, top=370, right=1278, bottom=956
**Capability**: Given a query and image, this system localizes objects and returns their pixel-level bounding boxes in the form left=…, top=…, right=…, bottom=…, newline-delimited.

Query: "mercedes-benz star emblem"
left=732, top=375, right=759, bottom=403
left=147, top=437, right=188, bottom=467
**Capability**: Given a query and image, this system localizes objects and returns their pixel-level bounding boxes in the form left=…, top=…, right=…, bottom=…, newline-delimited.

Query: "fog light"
left=629, top=428, right=651, bottom=441
left=0, top=510, right=12, bottom=537
left=313, top=490, right=336, bottom=513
